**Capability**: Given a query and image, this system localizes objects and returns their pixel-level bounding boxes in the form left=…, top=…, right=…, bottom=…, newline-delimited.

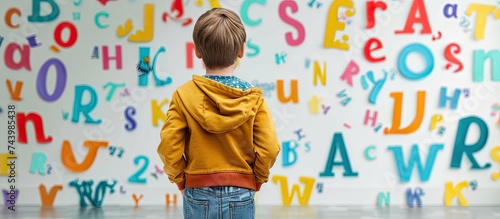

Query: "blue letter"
left=319, top=132, right=358, bottom=177
left=282, top=140, right=298, bottom=167
left=28, top=0, right=60, bottom=22
left=72, top=85, right=101, bottom=124
left=439, top=87, right=460, bottom=109
left=124, top=106, right=137, bottom=131
left=450, top=116, right=491, bottom=169
left=398, top=43, right=434, bottom=80
left=388, top=144, right=443, bottom=182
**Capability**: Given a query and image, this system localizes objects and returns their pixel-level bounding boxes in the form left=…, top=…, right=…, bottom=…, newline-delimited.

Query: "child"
left=157, top=8, right=281, bottom=219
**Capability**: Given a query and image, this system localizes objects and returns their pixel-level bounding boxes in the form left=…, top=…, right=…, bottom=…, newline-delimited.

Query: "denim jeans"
left=183, top=186, right=255, bottom=219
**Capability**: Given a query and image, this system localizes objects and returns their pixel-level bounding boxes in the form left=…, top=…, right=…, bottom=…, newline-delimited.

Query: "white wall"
left=1, top=0, right=499, bottom=207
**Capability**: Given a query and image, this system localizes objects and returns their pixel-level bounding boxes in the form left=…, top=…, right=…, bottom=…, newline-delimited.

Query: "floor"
left=2, top=206, right=499, bottom=219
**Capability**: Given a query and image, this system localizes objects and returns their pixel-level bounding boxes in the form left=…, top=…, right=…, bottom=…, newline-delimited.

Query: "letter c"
left=364, top=145, right=376, bottom=160
left=94, top=11, right=109, bottom=29
left=5, top=8, right=22, bottom=29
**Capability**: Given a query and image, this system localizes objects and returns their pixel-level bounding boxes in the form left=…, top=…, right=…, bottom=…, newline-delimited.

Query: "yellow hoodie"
left=157, top=75, right=280, bottom=191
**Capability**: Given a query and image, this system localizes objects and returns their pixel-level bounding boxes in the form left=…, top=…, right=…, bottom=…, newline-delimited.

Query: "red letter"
left=54, top=21, right=78, bottom=48
left=364, top=38, right=385, bottom=62
left=279, top=0, right=305, bottom=46
left=17, top=112, right=53, bottom=144
left=366, top=1, right=387, bottom=29
left=444, top=43, right=463, bottom=73
left=4, top=43, right=31, bottom=71
left=395, top=0, right=432, bottom=34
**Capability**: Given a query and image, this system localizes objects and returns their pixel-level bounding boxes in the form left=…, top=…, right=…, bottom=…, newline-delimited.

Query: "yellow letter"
left=430, top=114, right=443, bottom=131
left=313, top=61, right=327, bottom=86
left=444, top=181, right=469, bottom=206
left=491, top=146, right=500, bottom=180
left=324, top=0, right=355, bottom=50
left=128, top=4, right=154, bottom=42
left=308, top=96, right=322, bottom=114
left=465, top=4, right=496, bottom=40
left=151, top=98, right=169, bottom=126
left=272, top=175, right=316, bottom=206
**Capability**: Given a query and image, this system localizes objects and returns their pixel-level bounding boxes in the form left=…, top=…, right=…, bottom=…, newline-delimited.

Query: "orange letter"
left=6, top=80, right=23, bottom=101
left=384, top=91, right=426, bottom=134
left=324, top=0, right=355, bottom=50
left=39, top=184, right=63, bottom=206
left=395, top=0, right=432, bottom=34
left=132, top=193, right=144, bottom=207
left=5, top=8, right=22, bottom=29
left=277, top=80, right=299, bottom=103
left=61, top=140, right=109, bottom=173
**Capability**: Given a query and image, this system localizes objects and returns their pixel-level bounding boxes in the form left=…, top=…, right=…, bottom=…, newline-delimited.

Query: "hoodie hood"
left=177, top=75, right=263, bottom=134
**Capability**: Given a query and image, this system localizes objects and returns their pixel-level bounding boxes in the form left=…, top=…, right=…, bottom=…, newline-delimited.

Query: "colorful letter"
left=128, top=4, right=154, bottom=42
left=384, top=91, right=426, bottom=134
left=398, top=43, right=434, bottom=80
left=378, top=192, right=390, bottom=206
left=491, top=146, right=500, bottom=180
left=444, top=181, right=469, bottom=206
left=17, top=112, right=53, bottom=144
left=277, top=80, right=299, bottom=103
left=324, top=0, right=355, bottom=50
left=320, top=132, right=358, bottom=177
left=395, top=0, right=432, bottom=34
left=125, top=106, right=137, bottom=131
left=430, top=114, right=443, bottom=131
left=102, top=82, right=125, bottom=101
left=388, top=144, right=443, bottom=182
left=340, top=60, right=359, bottom=86
left=54, top=21, right=78, bottom=48
left=6, top=80, right=23, bottom=101
left=444, top=43, right=463, bottom=73
left=241, top=0, right=266, bottom=26
left=5, top=8, right=21, bottom=29
left=37, top=58, right=67, bottom=102
left=151, top=99, right=169, bottom=126
left=39, top=184, right=63, bottom=206
left=364, top=38, right=385, bottom=62
left=272, top=175, right=315, bottom=206
left=465, top=4, right=496, bottom=40
left=282, top=141, right=298, bottom=167
left=94, top=11, right=109, bottom=29
left=450, top=116, right=491, bottom=169
left=30, top=152, right=47, bottom=175
left=279, top=0, right=305, bottom=46
left=366, top=1, right=387, bottom=29
left=28, top=0, right=60, bottom=22
left=4, top=43, right=31, bottom=71
left=72, top=85, right=101, bottom=124
left=439, top=87, right=460, bottom=109
left=102, top=45, right=123, bottom=70
left=313, top=61, right=326, bottom=86
left=473, top=49, right=500, bottom=82
left=61, top=140, right=109, bottom=173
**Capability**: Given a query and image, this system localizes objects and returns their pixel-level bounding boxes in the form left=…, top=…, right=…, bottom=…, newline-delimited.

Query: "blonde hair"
left=193, top=8, right=246, bottom=69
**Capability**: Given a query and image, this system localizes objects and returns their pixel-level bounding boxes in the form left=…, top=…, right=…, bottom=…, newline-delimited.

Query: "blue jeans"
left=183, top=186, right=255, bottom=219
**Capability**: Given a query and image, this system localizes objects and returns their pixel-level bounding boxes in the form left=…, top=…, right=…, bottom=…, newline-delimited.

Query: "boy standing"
left=157, top=8, right=280, bottom=219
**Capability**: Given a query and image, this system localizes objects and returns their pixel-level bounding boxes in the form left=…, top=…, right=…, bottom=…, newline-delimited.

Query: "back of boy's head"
left=193, top=8, right=246, bottom=69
